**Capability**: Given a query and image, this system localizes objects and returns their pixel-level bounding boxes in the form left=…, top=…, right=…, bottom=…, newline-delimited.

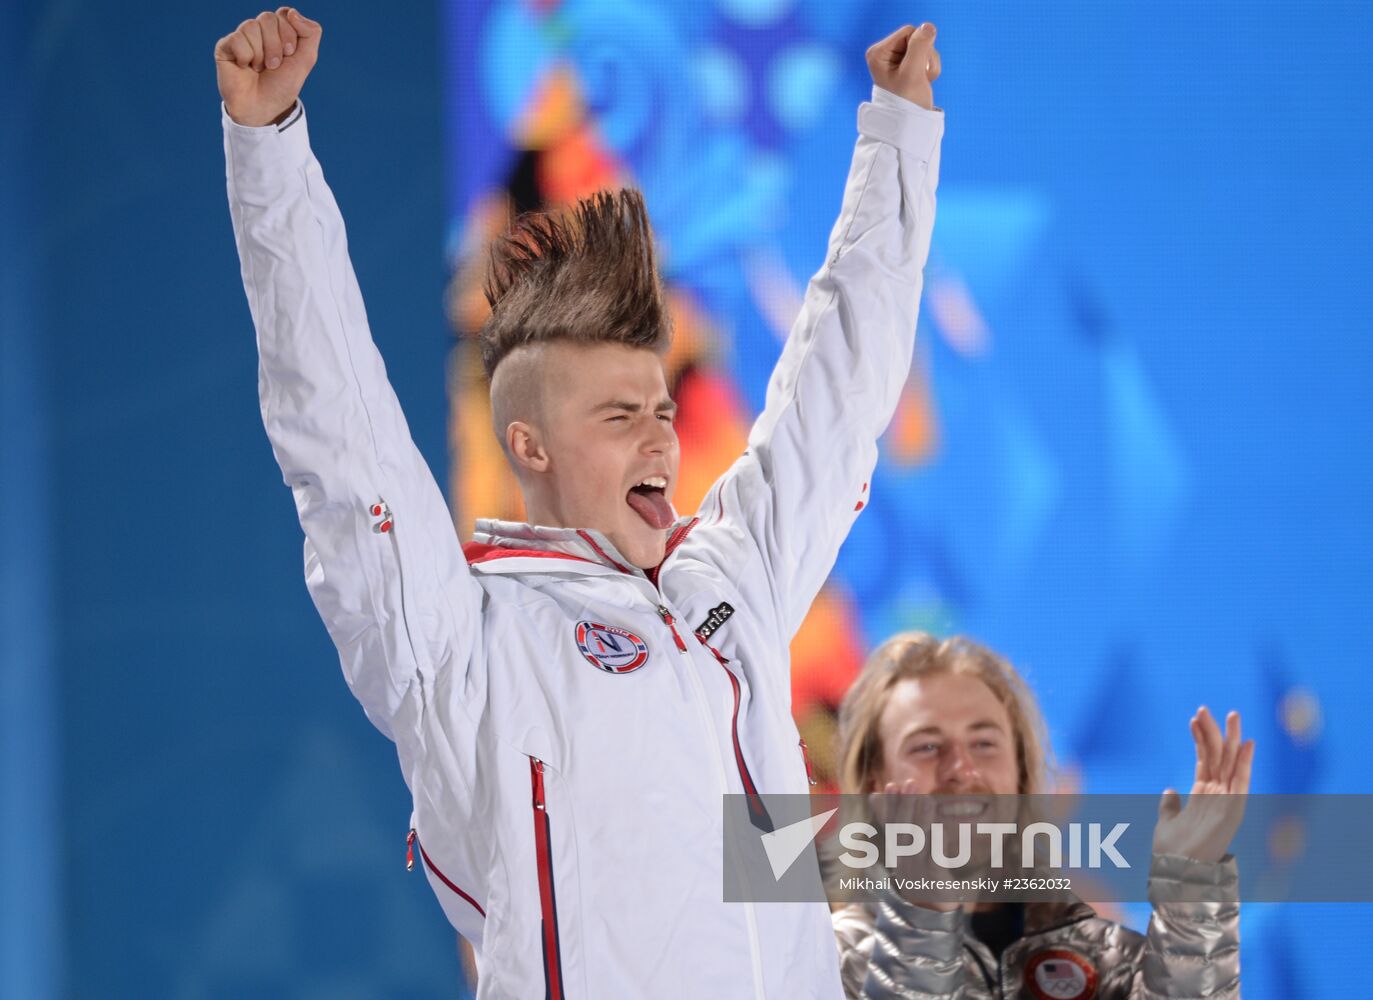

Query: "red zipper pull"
left=406, top=828, right=417, bottom=871
left=799, top=739, right=818, bottom=787
left=657, top=605, right=687, bottom=652
left=532, top=758, right=546, bottom=810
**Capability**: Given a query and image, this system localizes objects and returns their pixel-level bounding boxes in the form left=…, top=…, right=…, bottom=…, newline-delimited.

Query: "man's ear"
left=507, top=421, right=550, bottom=473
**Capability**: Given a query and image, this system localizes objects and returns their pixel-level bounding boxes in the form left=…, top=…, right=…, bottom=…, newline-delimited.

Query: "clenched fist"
left=866, top=23, right=941, bottom=111
left=215, top=8, right=322, bottom=127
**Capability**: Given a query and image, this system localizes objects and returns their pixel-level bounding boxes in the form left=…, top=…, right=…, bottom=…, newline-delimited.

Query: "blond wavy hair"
left=836, top=632, right=1054, bottom=796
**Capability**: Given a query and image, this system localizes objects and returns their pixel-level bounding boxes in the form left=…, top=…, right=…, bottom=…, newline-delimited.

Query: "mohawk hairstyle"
left=479, top=188, right=672, bottom=380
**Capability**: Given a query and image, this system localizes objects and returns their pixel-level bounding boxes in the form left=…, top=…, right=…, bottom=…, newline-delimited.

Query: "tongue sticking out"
left=627, top=488, right=674, bottom=530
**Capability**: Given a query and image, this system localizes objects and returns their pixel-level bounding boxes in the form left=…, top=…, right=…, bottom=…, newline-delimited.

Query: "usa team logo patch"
left=574, top=621, right=650, bottom=674
left=1025, top=948, right=1097, bottom=1000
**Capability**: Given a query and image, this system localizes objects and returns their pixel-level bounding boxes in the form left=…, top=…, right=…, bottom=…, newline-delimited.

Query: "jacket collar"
left=1022, top=896, right=1097, bottom=935
left=464, top=518, right=650, bottom=577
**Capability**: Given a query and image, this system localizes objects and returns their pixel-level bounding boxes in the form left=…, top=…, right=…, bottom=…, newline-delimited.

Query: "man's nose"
left=641, top=415, right=674, bottom=454
left=938, top=745, right=979, bottom=789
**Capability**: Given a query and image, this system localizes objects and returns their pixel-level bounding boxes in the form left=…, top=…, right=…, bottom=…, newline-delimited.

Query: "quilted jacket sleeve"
left=835, top=894, right=969, bottom=999
left=1133, top=854, right=1241, bottom=998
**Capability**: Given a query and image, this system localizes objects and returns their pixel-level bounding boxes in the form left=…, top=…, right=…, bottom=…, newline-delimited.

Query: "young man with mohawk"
left=218, top=7, right=943, bottom=997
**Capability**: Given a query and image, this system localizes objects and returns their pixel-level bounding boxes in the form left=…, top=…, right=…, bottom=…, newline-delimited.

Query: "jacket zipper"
left=383, top=507, right=488, bottom=914
left=375, top=498, right=427, bottom=707
left=405, top=828, right=486, bottom=917
left=964, top=941, right=998, bottom=997
left=664, top=601, right=774, bottom=1000
left=656, top=605, right=688, bottom=651
left=698, top=638, right=774, bottom=833
left=383, top=505, right=491, bottom=915
left=647, top=517, right=700, bottom=587
left=799, top=738, right=818, bottom=786
left=530, top=757, right=565, bottom=1000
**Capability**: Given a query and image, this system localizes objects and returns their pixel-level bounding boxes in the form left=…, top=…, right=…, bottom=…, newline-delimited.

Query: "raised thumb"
left=1157, top=788, right=1182, bottom=822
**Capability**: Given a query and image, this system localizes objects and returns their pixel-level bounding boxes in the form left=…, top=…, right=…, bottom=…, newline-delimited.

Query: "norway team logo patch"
left=574, top=621, right=650, bottom=674
left=1025, top=948, right=1097, bottom=1000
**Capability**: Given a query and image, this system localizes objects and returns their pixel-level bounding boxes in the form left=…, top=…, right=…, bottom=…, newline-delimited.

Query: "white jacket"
left=223, top=87, right=943, bottom=999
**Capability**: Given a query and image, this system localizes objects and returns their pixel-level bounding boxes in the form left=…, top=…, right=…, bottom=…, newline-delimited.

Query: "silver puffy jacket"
left=833, top=854, right=1239, bottom=999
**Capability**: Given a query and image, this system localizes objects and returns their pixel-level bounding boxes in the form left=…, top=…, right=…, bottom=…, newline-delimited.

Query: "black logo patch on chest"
left=694, top=602, right=735, bottom=640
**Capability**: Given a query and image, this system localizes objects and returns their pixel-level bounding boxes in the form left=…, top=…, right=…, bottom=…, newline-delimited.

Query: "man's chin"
left=631, top=539, right=670, bottom=571
left=619, top=524, right=669, bottom=570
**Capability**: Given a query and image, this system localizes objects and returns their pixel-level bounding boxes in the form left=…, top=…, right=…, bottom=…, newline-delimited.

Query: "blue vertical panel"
left=39, top=2, right=466, bottom=995
left=0, top=3, right=60, bottom=998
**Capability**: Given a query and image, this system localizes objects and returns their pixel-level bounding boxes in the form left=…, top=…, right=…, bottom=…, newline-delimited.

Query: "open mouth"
left=935, top=798, right=990, bottom=819
left=626, top=477, right=673, bottom=530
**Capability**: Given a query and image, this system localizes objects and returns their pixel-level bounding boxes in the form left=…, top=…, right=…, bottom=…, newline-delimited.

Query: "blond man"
left=833, top=633, right=1252, bottom=999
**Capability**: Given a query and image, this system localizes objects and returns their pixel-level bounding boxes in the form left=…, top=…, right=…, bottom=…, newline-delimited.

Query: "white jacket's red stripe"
left=530, top=758, right=565, bottom=1000
left=464, top=542, right=601, bottom=567
left=701, top=639, right=773, bottom=831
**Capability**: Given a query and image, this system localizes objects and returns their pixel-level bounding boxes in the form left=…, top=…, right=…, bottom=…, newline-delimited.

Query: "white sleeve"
left=223, top=102, right=484, bottom=752
left=690, top=87, right=944, bottom=643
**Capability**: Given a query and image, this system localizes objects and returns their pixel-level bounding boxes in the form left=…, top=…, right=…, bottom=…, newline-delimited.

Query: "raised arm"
left=687, top=25, right=944, bottom=642
left=218, top=9, right=484, bottom=752
left=1130, top=707, right=1251, bottom=998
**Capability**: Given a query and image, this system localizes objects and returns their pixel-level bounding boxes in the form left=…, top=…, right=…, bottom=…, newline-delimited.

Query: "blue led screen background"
left=442, top=2, right=1372, bottom=995
left=2, top=1, right=1369, bottom=996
